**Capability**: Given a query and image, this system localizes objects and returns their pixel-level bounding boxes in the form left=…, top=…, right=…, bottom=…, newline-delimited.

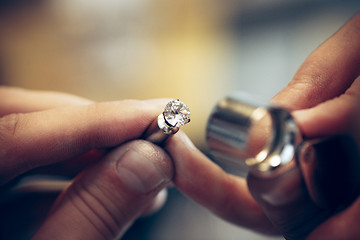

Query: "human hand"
left=0, top=87, right=173, bottom=239
left=165, top=12, right=360, bottom=239
left=268, top=12, right=360, bottom=240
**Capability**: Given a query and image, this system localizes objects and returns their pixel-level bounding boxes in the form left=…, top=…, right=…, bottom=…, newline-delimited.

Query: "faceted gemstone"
left=163, top=99, right=190, bottom=127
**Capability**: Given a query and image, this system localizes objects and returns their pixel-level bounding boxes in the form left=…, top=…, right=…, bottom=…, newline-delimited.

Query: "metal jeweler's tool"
left=206, top=91, right=360, bottom=239
left=206, top=91, right=360, bottom=209
left=206, top=91, right=301, bottom=178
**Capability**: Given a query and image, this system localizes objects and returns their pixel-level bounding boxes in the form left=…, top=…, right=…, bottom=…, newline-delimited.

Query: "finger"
left=249, top=137, right=358, bottom=238
left=272, top=13, right=360, bottom=110
left=141, top=189, right=168, bottom=217
left=293, top=75, right=360, bottom=138
left=247, top=168, right=333, bottom=240
left=247, top=136, right=360, bottom=240
left=166, top=131, right=277, bottom=234
left=0, top=99, right=167, bottom=183
left=247, top=78, right=360, bottom=238
left=33, top=140, right=173, bottom=240
left=27, top=149, right=108, bottom=178
left=0, top=86, right=92, bottom=116
left=308, top=197, right=360, bottom=240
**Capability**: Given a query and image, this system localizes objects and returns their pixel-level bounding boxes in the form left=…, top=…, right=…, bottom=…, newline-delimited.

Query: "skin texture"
left=0, top=90, right=175, bottom=239
left=0, top=12, right=359, bottom=240
left=166, top=12, right=360, bottom=239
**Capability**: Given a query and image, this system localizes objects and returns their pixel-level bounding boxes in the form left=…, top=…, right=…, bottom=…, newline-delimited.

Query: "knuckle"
left=351, top=12, right=360, bottom=26
left=0, top=113, right=27, bottom=182
left=82, top=100, right=143, bottom=148
left=0, top=113, right=22, bottom=136
left=67, top=179, right=123, bottom=239
left=292, top=60, right=327, bottom=88
left=82, top=103, right=107, bottom=147
left=288, top=62, right=331, bottom=106
left=0, top=113, right=24, bottom=159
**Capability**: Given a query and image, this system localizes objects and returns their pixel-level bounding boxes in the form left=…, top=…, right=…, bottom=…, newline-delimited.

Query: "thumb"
left=32, top=140, right=173, bottom=240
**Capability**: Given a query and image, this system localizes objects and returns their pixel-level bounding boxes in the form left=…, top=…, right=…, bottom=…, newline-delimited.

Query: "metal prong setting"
left=144, top=99, right=190, bottom=145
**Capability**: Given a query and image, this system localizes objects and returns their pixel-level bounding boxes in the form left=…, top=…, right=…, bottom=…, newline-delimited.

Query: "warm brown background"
left=1, top=0, right=359, bottom=239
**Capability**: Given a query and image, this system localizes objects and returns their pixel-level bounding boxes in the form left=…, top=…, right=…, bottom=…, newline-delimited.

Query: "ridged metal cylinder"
left=206, top=92, right=302, bottom=177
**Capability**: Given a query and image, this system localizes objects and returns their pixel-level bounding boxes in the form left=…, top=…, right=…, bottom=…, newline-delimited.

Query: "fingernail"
left=116, top=145, right=169, bottom=194
left=298, top=141, right=316, bottom=163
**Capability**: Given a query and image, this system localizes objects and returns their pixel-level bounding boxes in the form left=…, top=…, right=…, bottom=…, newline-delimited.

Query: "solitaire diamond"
left=158, top=99, right=190, bottom=134
left=163, top=99, right=190, bottom=127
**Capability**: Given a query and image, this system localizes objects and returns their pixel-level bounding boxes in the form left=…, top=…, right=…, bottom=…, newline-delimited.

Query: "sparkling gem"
left=158, top=99, right=190, bottom=134
left=163, top=99, right=190, bottom=127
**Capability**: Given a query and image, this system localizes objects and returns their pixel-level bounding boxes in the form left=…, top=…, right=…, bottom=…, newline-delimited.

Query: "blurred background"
left=0, top=0, right=360, bottom=239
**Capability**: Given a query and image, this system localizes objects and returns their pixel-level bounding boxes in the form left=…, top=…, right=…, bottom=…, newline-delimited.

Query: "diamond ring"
left=144, top=99, right=190, bottom=145
left=4, top=99, right=190, bottom=196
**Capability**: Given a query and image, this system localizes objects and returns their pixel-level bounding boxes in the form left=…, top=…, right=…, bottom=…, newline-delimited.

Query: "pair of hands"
left=1, top=13, right=360, bottom=240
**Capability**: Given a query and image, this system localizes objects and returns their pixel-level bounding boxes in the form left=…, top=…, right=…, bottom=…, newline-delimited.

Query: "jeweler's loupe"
left=207, top=91, right=360, bottom=210
left=206, top=92, right=302, bottom=177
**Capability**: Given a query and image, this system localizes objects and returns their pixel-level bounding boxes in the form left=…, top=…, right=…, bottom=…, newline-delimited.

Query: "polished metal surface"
left=206, top=92, right=302, bottom=177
